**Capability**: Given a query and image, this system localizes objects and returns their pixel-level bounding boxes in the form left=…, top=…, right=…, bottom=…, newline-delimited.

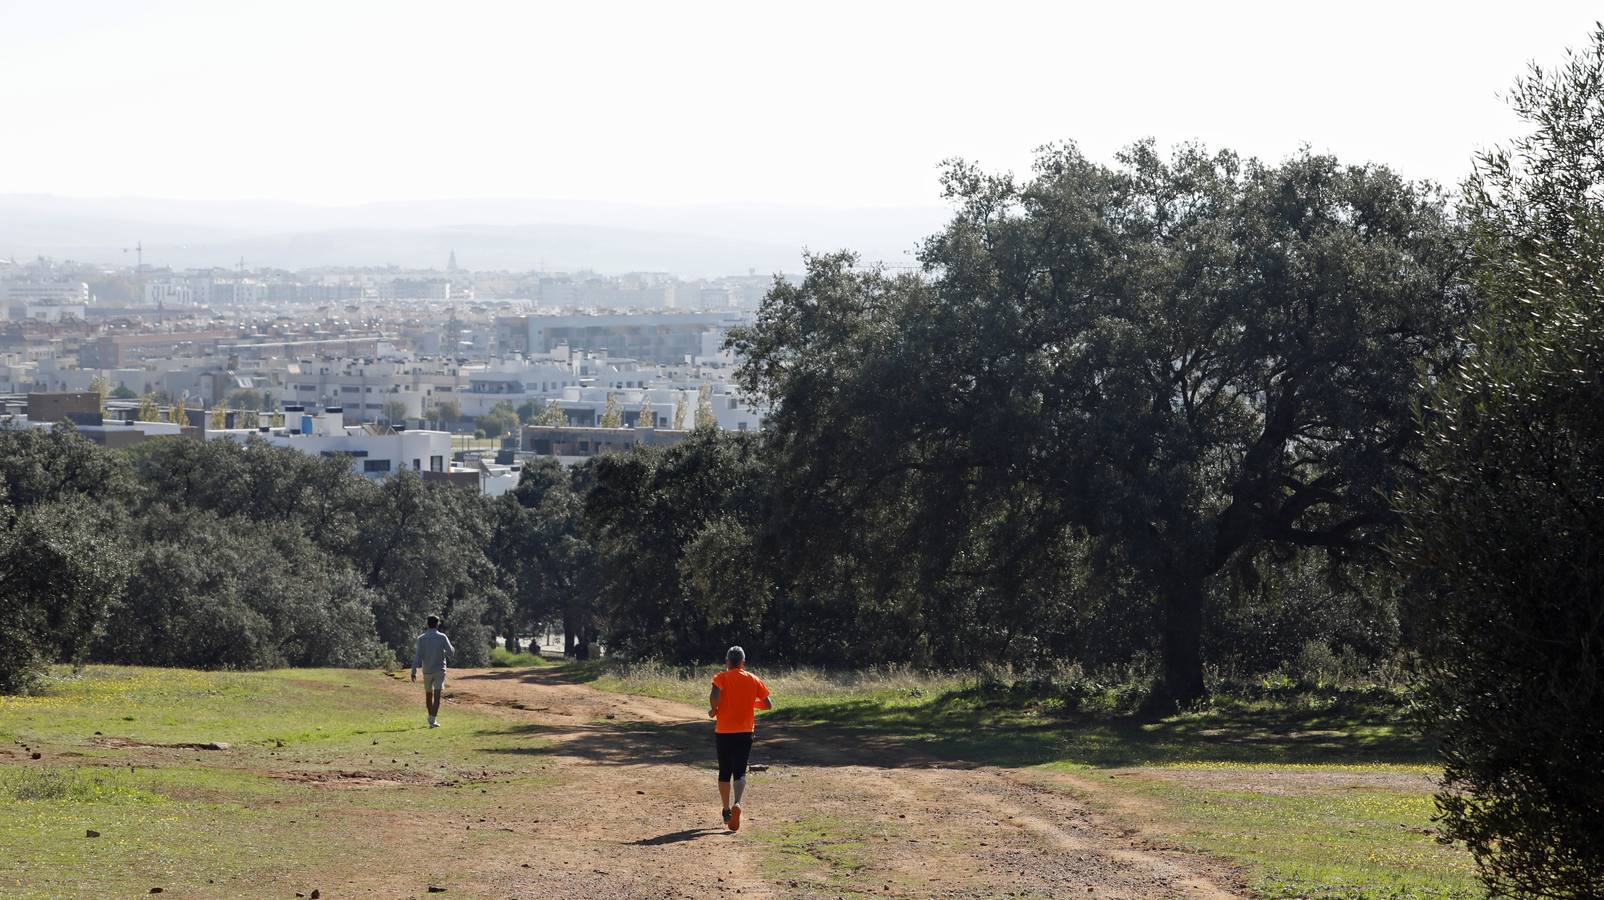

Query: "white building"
left=145, top=282, right=195, bottom=306
left=208, top=280, right=264, bottom=305
left=0, top=414, right=182, bottom=443
left=0, top=281, right=89, bottom=304
left=208, top=406, right=453, bottom=479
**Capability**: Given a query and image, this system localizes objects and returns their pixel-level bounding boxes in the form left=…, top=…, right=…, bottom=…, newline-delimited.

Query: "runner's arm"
left=708, top=685, right=720, bottom=718
left=757, top=694, right=773, bottom=711
left=410, top=638, right=421, bottom=679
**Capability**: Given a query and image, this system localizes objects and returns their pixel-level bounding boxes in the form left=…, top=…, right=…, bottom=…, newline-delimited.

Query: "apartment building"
left=510, top=311, right=748, bottom=364
left=208, top=406, right=452, bottom=479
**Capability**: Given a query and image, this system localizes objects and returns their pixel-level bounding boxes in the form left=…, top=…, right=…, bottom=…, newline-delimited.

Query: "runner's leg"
left=716, top=733, right=734, bottom=817
left=731, top=732, right=753, bottom=806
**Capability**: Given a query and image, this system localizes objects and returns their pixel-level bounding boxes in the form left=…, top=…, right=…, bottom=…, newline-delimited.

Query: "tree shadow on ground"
left=473, top=715, right=977, bottom=771
left=471, top=667, right=1434, bottom=771
left=762, top=694, right=1434, bottom=769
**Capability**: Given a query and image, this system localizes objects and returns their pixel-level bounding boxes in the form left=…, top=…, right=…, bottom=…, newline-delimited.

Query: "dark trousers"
left=715, top=731, right=754, bottom=782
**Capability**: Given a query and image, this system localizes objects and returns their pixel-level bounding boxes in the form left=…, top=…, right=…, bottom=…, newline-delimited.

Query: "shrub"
left=1393, top=28, right=1604, bottom=896
left=1396, top=309, right=1604, bottom=894
left=97, top=511, right=385, bottom=670
left=0, top=499, right=129, bottom=693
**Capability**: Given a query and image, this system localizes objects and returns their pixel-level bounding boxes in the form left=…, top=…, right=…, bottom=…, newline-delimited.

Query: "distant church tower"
left=447, top=250, right=459, bottom=272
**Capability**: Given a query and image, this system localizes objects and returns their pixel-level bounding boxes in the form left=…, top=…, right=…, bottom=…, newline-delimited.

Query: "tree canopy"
left=733, top=142, right=1470, bottom=704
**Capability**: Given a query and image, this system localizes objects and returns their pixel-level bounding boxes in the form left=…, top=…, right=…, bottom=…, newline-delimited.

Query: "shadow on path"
left=626, top=827, right=724, bottom=846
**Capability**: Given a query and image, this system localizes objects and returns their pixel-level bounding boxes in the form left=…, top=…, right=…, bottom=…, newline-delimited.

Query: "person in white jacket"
left=410, top=615, right=455, bottom=727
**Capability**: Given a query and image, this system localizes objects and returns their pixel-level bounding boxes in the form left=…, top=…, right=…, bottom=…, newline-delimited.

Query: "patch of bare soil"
left=88, top=736, right=232, bottom=751
left=269, top=768, right=433, bottom=787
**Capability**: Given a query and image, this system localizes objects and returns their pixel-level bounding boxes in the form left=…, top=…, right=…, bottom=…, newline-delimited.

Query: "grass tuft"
left=0, top=768, right=164, bottom=804
left=488, top=646, right=552, bottom=668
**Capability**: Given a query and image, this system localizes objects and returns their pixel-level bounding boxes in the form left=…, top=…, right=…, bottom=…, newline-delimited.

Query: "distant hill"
left=0, top=195, right=949, bottom=277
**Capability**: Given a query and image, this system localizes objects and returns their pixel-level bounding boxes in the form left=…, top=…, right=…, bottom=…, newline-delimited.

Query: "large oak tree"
left=735, top=142, right=1469, bottom=704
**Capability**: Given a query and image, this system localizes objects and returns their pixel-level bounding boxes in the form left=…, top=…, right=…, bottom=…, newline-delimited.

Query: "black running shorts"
left=715, top=731, right=754, bottom=782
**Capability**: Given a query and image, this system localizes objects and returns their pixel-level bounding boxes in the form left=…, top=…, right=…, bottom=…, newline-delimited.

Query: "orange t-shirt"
left=711, top=667, right=770, bottom=734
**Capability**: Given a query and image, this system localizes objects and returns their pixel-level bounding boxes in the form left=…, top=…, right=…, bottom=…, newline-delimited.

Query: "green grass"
left=0, top=666, right=419, bottom=749
left=752, top=812, right=888, bottom=893
left=567, top=659, right=969, bottom=709
left=0, top=767, right=165, bottom=803
left=574, top=660, right=1471, bottom=898
left=0, top=665, right=558, bottom=898
left=1085, top=769, right=1479, bottom=898
left=489, top=646, right=553, bottom=668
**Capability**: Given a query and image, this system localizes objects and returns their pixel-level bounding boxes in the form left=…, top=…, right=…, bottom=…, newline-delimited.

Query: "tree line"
left=0, top=431, right=508, bottom=689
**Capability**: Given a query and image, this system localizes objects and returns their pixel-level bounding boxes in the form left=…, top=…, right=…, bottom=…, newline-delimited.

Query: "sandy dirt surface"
left=342, top=667, right=1253, bottom=900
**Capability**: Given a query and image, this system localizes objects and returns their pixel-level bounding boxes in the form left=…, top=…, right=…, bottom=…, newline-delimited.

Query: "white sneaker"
left=428, top=716, right=438, bottom=727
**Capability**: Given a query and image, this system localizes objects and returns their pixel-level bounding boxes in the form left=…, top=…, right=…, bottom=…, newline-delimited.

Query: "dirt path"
left=400, top=667, right=1248, bottom=899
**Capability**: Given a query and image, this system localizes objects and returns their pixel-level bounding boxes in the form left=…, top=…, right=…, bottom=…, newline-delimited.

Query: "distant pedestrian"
left=708, top=645, right=772, bottom=832
left=411, top=615, right=455, bottom=728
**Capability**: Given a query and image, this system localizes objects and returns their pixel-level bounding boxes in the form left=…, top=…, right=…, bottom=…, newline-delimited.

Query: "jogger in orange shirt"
left=708, top=645, right=772, bottom=832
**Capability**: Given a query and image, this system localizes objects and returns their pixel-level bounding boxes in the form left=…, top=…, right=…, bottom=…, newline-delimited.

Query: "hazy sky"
left=1, top=1, right=1598, bottom=208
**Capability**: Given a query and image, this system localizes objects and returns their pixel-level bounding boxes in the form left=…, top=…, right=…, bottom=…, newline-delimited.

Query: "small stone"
left=427, top=887, right=446, bottom=894
left=310, top=891, right=320, bottom=899
left=29, top=752, right=40, bottom=760
left=636, top=790, right=645, bottom=795
left=85, top=830, right=100, bottom=838
left=149, top=890, right=163, bottom=895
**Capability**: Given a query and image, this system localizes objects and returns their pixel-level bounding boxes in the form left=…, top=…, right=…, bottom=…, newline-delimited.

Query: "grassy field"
left=0, top=666, right=557, bottom=898
left=0, top=662, right=1479, bottom=898
left=575, top=661, right=1479, bottom=899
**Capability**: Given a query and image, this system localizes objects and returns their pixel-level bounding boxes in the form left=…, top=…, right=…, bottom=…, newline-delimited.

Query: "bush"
left=1396, top=311, right=1604, bottom=895
left=1205, top=553, right=1400, bottom=682
left=0, top=499, right=129, bottom=693
left=97, top=511, right=385, bottom=670
left=1393, top=28, right=1604, bottom=896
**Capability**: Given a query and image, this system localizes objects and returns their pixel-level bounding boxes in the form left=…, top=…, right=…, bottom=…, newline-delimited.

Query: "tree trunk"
left=1158, top=573, right=1207, bottom=709
left=563, top=607, right=577, bottom=657
left=505, top=629, right=521, bottom=655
